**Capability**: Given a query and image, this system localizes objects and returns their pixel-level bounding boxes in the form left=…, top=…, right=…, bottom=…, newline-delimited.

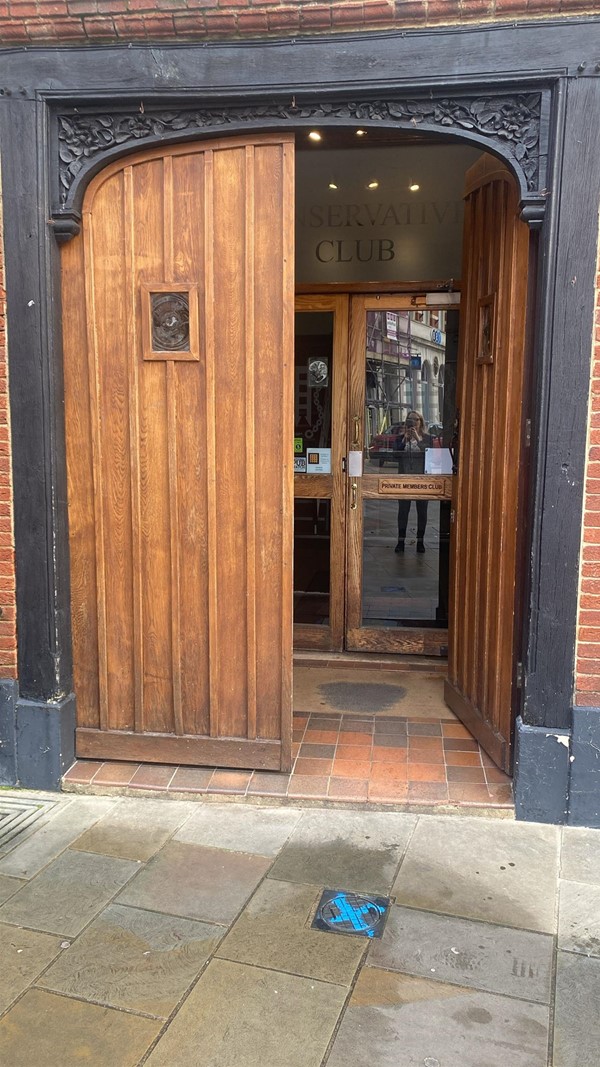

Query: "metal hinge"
left=515, top=662, right=524, bottom=688
left=525, top=419, right=531, bottom=447
left=450, top=508, right=455, bottom=524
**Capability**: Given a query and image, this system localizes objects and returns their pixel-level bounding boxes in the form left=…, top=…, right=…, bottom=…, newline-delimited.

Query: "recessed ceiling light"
left=328, top=182, right=338, bottom=190
left=308, top=131, right=322, bottom=142
left=409, top=182, right=420, bottom=192
left=356, top=129, right=366, bottom=137
left=367, top=180, right=379, bottom=189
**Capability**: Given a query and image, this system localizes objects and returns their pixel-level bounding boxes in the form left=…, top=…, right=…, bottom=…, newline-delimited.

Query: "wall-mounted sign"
left=294, top=457, right=307, bottom=473
left=307, top=448, right=331, bottom=474
left=410, top=355, right=422, bottom=369
left=294, top=437, right=304, bottom=453
left=379, top=476, right=453, bottom=499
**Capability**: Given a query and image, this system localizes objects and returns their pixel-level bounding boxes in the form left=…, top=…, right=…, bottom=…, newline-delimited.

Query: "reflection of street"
left=362, top=499, right=443, bottom=626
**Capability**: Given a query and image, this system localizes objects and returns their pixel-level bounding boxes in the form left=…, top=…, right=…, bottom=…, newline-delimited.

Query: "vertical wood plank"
left=203, top=148, right=220, bottom=738
left=280, top=137, right=295, bottom=767
left=124, top=164, right=145, bottom=733
left=244, top=144, right=257, bottom=741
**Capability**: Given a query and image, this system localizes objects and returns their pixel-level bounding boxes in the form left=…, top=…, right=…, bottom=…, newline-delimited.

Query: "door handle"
left=352, top=414, right=361, bottom=450
left=350, top=481, right=358, bottom=510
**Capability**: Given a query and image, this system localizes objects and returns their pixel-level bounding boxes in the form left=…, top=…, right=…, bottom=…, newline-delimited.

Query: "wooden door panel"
left=445, top=156, right=529, bottom=772
left=63, top=135, right=294, bottom=769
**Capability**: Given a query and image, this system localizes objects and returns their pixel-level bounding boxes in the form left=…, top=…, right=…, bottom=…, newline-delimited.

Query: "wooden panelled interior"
left=445, top=154, right=529, bottom=771
left=62, top=135, right=294, bottom=769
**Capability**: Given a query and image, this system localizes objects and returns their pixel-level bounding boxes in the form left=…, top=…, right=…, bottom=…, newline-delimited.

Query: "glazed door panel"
left=62, top=135, right=294, bottom=770
left=445, top=155, right=530, bottom=772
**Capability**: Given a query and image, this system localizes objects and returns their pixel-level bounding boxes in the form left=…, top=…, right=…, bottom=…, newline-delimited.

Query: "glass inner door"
left=346, top=298, right=458, bottom=656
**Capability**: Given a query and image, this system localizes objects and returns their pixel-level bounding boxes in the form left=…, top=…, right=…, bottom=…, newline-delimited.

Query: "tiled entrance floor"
left=64, top=724, right=512, bottom=810
left=64, top=667, right=513, bottom=810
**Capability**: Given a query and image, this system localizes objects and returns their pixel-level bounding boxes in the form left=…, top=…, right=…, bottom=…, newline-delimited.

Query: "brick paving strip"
left=0, top=793, right=596, bottom=1065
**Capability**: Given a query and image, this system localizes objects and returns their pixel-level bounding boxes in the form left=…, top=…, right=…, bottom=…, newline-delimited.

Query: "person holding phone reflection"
left=393, top=411, right=431, bottom=554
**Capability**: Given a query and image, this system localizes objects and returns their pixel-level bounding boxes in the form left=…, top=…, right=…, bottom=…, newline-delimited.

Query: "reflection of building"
left=365, top=310, right=446, bottom=440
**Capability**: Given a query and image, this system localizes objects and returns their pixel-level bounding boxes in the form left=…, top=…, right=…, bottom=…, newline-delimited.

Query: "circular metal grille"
left=319, top=892, right=386, bottom=936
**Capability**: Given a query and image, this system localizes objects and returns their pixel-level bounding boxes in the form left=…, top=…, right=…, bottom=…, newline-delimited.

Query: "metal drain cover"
left=0, top=797, right=57, bottom=852
left=312, top=889, right=390, bottom=939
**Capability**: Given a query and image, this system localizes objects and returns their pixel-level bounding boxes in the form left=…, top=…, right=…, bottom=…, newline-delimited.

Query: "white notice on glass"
left=424, top=448, right=453, bottom=475
left=348, top=451, right=363, bottom=477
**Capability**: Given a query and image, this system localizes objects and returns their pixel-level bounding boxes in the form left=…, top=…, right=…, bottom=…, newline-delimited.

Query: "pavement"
left=0, top=790, right=597, bottom=1066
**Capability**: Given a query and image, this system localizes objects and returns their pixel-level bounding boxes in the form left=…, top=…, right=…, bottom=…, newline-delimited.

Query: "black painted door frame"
left=1, top=19, right=600, bottom=794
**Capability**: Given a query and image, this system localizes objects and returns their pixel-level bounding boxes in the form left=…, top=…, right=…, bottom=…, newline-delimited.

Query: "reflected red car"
left=368, top=423, right=405, bottom=466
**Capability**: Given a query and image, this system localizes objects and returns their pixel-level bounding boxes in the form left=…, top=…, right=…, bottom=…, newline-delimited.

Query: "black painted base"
left=0, top=683, right=75, bottom=791
left=514, top=716, right=570, bottom=824
left=568, top=707, right=600, bottom=827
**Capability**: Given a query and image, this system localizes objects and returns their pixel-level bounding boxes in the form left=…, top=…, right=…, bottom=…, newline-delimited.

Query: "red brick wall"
left=576, top=237, right=600, bottom=707
left=0, top=180, right=17, bottom=679
left=0, top=0, right=598, bottom=45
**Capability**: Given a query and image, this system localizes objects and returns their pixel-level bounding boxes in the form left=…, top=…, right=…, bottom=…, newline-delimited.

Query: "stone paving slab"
left=0, top=796, right=116, bottom=880
left=553, top=951, right=600, bottom=1067
left=0, top=849, right=140, bottom=936
left=0, top=987, right=160, bottom=1067
left=0, top=922, right=63, bottom=1014
left=38, top=902, right=223, bottom=1017
left=393, top=816, right=559, bottom=932
left=173, top=803, right=303, bottom=856
left=268, top=809, right=417, bottom=894
left=71, top=798, right=197, bottom=862
left=145, top=957, right=347, bottom=1067
left=217, top=877, right=366, bottom=984
left=561, top=826, right=600, bottom=886
left=368, top=904, right=553, bottom=1003
left=0, top=873, right=25, bottom=904
left=326, top=966, right=550, bottom=1067
left=117, top=840, right=271, bottom=924
left=558, top=880, right=600, bottom=958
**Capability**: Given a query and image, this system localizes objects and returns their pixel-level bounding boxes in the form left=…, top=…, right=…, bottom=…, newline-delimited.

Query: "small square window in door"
left=141, top=283, right=200, bottom=361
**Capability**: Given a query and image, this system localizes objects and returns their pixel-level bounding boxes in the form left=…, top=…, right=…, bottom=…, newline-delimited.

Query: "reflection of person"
left=393, top=411, right=431, bottom=554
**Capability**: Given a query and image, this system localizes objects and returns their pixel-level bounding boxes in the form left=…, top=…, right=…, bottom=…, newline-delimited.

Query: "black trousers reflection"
left=397, top=499, right=428, bottom=541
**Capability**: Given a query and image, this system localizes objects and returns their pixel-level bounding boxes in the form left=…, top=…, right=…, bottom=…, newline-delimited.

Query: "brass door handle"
left=352, top=414, right=361, bottom=449
left=350, top=481, right=358, bottom=510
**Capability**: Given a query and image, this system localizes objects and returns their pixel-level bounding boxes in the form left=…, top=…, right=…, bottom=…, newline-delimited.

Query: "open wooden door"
left=445, top=154, right=529, bottom=772
left=62, top=135, right=294, bottom=770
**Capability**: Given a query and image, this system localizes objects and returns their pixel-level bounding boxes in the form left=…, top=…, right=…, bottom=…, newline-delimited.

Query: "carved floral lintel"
left=56, top=92, right=543, bottom=207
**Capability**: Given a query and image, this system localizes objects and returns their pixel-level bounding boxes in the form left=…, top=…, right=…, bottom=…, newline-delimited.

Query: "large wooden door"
left=62, top=135, right=294, bottom=770
left=445, top=155, right=530, bottom=772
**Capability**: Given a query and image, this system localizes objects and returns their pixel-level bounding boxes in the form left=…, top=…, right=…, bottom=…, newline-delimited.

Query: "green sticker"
left=294, top=437, right=303, bottom=454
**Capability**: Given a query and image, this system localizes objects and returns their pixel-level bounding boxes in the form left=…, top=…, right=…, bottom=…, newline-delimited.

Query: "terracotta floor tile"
left=407, top=742, right=445, bottom=765
left=129, top=764, right=177, bottom=790
left=372, top=733, right=408, bottom=749
left=293, top=715, right=309, bottom=727
left=407, top=781, right=449, bottom=802
left=336, top=731, right=373, bottom=745
left=247, top=771, right=291, bottom=796
left=94, top=762, right=141, bottom=786
left=407, top=722, right=442, bottom=736
left=292, top=730, right=305, bottom=743
left=371, top=745, right=408, bottom=764
left=479, top=751, right=497, bottom=768
left=63, top=761, right=104, bottom=784
left=485, top=765, right=513, bottom=784
left=443, top=749, right=483, bottom=767
left=298, top=743, right=337, bottom=759
left=486, top=783, right=514, bottom=803
left=168, top=766, right=214, bottom=792
left=302, top=730, right=339, bottom=744
left=368, top=780, right=409, bottom=801
left=373, top=720, right=407, bottom=735
left=207, top=770, right=252, bottom=795
left=328, top=777, right=369, bottom=801
left=441, top=722, right=472, bottom=738
left=287, top=774, right=329, bottom=798
left=340, top=717, right=373, bottom=730
left=370, top=762, right=408, bottom=782
left=443, top=737, right=480, bottom=752
left=407, top=762, right=447, bottom=783
left=447, top=783, right=495, bottom=803
left=446, top=765, right=487, bottom=784
left=331, top=759, right=372, bottom=780
left=293, top=757, right=333, bottom=776
left=335, top=744, right=372, bottom=761
left=291, top=743, right=300, bottom=758
left=306, top=716, right=341, bottom=729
